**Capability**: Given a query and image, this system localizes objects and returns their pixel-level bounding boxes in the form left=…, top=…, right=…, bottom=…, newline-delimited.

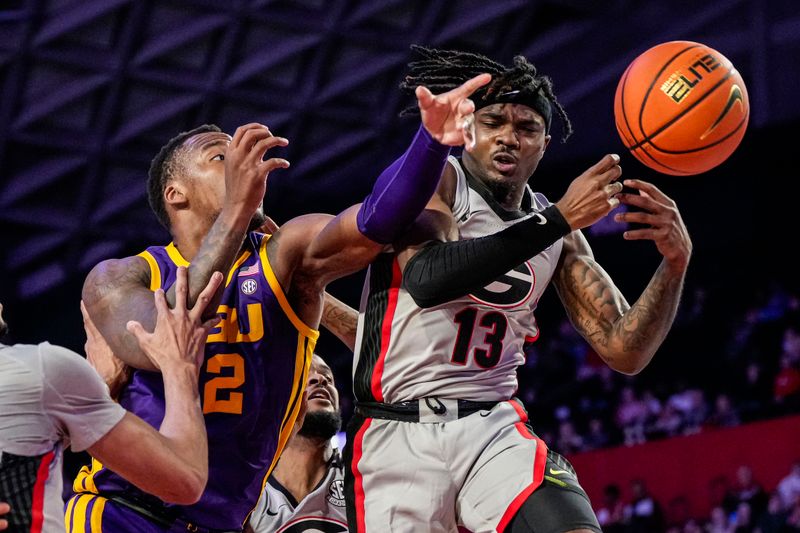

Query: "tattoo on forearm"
left=322, top=305, right=358, bottom=338
left=556, top=254, right=684, bottom=370
left=177, top=217, right=246, bottom=307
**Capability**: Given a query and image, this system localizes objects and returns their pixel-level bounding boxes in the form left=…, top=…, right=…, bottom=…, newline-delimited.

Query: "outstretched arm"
left=82, top=124, right=288, bottom=370
left=269, top=73, right=492, bottom=310
left=553, top=179, right=691, bottom=375
left=86, top=267, right=222, bottom=504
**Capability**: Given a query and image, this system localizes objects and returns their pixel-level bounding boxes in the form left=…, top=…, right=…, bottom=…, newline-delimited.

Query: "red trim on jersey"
left=496, top=429, right=548, bottom=532
left=524, top=331, right=540, bottom=344
left=370, top=259, right=402, bottom=402
left=30, top=450, right=55, bottom=533
left=507, top=399, right=529, bottom=423
left=353, top=418, right=373, bottom=533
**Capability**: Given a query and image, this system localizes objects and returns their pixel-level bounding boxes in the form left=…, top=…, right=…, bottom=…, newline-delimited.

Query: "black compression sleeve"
left=402, top=205, right=571, bottom=308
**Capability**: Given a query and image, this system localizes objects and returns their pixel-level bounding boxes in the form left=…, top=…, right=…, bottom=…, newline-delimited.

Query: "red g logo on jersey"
left=468, top=262, right=535, bottom=309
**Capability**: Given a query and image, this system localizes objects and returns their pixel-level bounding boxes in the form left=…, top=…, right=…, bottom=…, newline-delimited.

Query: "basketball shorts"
left=344, top=398, right=600, bottom=533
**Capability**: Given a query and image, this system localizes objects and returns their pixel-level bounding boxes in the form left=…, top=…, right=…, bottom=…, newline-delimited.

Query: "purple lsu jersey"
left=74, top=232, right=318, bottom=530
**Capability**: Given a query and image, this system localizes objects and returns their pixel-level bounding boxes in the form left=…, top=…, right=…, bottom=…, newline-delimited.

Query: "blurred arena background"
left=2, top=1, right=799, bottom=530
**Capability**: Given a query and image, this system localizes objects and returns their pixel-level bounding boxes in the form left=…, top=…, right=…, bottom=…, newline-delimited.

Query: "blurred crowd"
left=595, top=462, right=800, bottom=532
left=516, top=280, right=800, bottom=454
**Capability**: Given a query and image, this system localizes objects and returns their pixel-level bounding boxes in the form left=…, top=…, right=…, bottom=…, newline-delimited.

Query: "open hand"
left=224, top=124, right=290, bottom=217
left=416, top=73, right=492, bottom=147
left=615, top=179, right=692, bottom=272
left=126, top=267, right=223, bottom=375
left=555, top=154, right=624, bottom=230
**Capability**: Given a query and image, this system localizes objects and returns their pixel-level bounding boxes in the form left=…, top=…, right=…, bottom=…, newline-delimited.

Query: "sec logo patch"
left=241, top=279, right=258, bottom=295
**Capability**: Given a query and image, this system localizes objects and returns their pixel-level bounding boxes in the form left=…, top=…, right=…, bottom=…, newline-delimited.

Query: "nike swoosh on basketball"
left=700, top=84, right=744, bottom=140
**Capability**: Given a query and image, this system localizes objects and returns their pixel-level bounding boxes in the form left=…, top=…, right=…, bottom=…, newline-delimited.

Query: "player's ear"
left=542, top=134, right=552, bottom=152
left=164, top=181, right=188, bottom=209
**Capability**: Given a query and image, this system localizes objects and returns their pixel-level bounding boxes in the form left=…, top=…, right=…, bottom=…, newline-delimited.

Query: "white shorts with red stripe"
left=344, top=399, right=549, bottom=533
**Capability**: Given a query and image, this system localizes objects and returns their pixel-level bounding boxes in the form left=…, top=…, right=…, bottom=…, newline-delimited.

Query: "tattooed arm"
left=82, top=124, right=289, bottom=370
left=553, top=179, right=691, bottom=375
left=321, top=292, right=358, bottom=351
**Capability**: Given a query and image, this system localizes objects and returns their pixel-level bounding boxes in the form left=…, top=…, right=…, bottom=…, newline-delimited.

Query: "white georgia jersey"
left=352, top=156, right=564, bottom=404
left=248, top=448, right=348, bottom=533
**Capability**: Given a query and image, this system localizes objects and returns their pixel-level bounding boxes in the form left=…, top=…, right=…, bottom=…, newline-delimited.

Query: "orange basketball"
left=613, top=41, right=749, bottom=175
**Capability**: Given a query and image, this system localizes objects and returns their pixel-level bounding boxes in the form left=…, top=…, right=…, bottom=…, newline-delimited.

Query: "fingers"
left=190, top=271, right=223, bottom=323
left=174, top=266, right=189, bottom=311
left=259, top=157, right=291, bottom=174
left=231, top=123, right=268, bottom=150
left=614, top=210, right=659, bottom=226
left=153, top=288, right=169, bottom=318
left=623, top=179, right=671, bottom=203
left=453, top=73, right=492, bottom=97
left=126, top=320, right=148, bottom=343
left=456, top=98, right=476, bottom=119
left=589, top=154, right=622, bottom=180
left=251, top=135, right=289, bottom=161
left=80, top=300, right=99, bottom=338
left=617, top=191, right=660, bottom=212
left=201, top=315, right=222, bottom=332
left=621, top=228, right=659, bottom=241
left=415, top=85, right=435, bottom=109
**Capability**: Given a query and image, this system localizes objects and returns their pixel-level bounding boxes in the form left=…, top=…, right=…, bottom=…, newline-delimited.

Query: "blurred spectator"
left=707, top=506, right=731, bottom=533
left=627, top=478, right=664, bottom=533
left=617, top=387, right=648, bottom=446
left=596, top=483, right=626, bottom=533
left=733, top=466, right=768, bottom=520
left=731, top=501, right=755, bottom=533
left=707, top=393, right=742, bottom=428
left=777, top=462, right=800, bottom=510
left=555, top=420, right=584, bottom=455
left=583, top=418, right=611, bottom=451
left=756, top=493, right=790, bottom=533
left=652, top=403, right=684, bottom=439
left=709, top=475, right=739, bottom=516
left=668, top=387, right=707, bottom=435
left=739, top=362, right=773, bottom=422
left=773, top=356, right=800, bottom=405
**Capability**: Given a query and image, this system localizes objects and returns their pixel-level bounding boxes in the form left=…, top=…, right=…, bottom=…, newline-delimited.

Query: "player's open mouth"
left=308, top=388, right=332, bottom=403
left=492, top=152, right=517, bottom=173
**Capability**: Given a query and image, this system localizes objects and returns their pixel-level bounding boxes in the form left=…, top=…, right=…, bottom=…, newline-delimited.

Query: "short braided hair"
left=147, top=124, right=221, bottom=229
left=400, top=45, right=573, bottom=141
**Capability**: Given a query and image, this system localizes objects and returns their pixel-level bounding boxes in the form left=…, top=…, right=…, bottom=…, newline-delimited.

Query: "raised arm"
left=267, top=74, right=492, bottom=319
left=86, top=267, right=222, bottom=504
left=553, top=179, right=691, bottom=375
left=83, top=124, right=287, bottom=370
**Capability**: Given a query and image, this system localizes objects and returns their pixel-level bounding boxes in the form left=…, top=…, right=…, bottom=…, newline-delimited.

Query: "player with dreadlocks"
left=343, top=46, right=692, bottom=533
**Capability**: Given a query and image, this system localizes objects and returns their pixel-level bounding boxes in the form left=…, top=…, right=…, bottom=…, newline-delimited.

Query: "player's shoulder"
left=37, top=342, right=96, bottom=381
left=83, top=254, right=151, bottom=299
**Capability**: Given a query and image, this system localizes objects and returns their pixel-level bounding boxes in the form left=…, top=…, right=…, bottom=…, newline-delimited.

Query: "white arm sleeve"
left=39, top=342, right=126, bottom=452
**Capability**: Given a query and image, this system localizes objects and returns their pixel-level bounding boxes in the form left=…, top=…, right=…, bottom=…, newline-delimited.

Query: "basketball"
left=613, top=41, right=749, bottom=175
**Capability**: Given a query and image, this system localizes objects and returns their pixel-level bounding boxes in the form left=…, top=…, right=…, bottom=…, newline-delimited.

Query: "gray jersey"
left=352, top=156, right=563, bottom=403
left=0, top=342, right=125, bottom=533
left=248, top=448, right=348, bottom=533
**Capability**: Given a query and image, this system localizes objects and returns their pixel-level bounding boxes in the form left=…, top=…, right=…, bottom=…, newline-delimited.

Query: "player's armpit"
left=82, top=256, right=160, bottom=371
left=86, top=411, right=207, bottom=505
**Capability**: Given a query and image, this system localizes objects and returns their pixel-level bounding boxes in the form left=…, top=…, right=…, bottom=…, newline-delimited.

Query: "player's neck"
left=170, top=214, right=215, bottom=262
left=271, top=436, right=332, bottom=502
